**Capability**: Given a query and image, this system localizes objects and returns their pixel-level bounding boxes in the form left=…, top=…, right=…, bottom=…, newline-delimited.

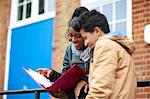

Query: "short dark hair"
left=76, top=10, right=110, bottom=34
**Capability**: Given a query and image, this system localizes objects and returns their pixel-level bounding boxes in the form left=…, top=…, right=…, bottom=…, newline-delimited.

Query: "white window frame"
left=80, top=0, right=132, bottom=39
left=10, top=0, right=55, bottom=29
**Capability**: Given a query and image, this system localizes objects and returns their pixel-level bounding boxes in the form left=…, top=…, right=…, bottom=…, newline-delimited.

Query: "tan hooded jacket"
left=86, top=35, right=136, bottom=99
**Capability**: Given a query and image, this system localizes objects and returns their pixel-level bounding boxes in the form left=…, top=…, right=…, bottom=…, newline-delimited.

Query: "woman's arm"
left=62, top=44, right=72, bottom=74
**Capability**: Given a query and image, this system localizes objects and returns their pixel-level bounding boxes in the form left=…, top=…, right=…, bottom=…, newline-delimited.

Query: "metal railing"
left=0, top=88, right=47, bottom=99
left=0, top=80, right=150, bottom=99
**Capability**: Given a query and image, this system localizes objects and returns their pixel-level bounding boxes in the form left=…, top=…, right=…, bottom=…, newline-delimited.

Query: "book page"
left=23, top=68, right=52, bottom=88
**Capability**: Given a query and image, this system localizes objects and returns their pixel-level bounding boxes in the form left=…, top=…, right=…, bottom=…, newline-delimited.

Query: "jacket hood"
left=100, top=32, right=135, bottom=55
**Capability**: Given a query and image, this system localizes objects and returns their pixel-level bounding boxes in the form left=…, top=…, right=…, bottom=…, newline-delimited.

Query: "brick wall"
left=0, top=0, right=10, bottom=99
left=52, top=0, right=150, bottom=98
left=0, top=3, right=2, bottom=98
left=132, top=0, right=150, bottom=98
left=52, top=0, right=80, bottom=71
left=52, top=0, right=80, bottom=98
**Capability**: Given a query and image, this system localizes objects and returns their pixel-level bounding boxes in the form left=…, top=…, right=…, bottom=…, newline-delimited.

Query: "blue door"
left=7, top=18, right=54, bottom=99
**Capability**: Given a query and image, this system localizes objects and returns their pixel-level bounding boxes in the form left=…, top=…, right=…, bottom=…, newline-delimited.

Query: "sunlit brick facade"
left=132, top=0, right=150, bottom=98
left=52, top=0, right=80, bottom=71
left=0, top=0, right=10, bottom=99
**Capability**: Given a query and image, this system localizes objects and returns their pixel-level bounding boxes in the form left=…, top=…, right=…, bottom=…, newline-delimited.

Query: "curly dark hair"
left=65, top=7, right=89, bottom=41
left=71, top=6, right=89, bottom=19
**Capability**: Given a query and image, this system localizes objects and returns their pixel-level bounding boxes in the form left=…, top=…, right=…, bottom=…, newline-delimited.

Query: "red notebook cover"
left=46, top=64, right=87, bottom=94
left=24, top=64, right=87, bottom=94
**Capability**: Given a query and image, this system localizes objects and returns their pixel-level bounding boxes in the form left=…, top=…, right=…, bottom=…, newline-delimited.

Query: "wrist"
left=80, top=75, right=88, bottom=82
left=47, top=69, right=53, bottom=78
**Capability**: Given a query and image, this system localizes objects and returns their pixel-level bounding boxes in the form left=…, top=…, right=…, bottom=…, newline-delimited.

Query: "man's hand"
left=36, top=68, right=53, bottom=78
left=74, top=80, right=88, bottom=99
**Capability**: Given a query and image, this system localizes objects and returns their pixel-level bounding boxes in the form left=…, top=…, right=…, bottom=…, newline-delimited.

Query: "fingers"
left=75, top=86, right=81, bottom=99
left=36, top=68, right=53, bottom=78
left=75, top=96, right=79, bottom=99
left=74, top=86, right=80, bottom=98
left=74, top=81, right=84, bottom=98
left=36, top=68, right=49, bottom=76
left=74, top=80, right=88, bottom=98
left=84, top=84, right=89, bottom=93
left=36, top=68, right=48, bottom=72
left=47, top=69, right=53, bottom=77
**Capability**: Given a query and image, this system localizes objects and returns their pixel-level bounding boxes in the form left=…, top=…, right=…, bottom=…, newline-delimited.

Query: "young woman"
left=36, top=7, right=90, bottom=99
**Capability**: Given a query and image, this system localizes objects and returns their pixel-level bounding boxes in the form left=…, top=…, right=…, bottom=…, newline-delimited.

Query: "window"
left=17, top=0, right=55, bottom=21
left=38, top=0, right=55, bottom=15
left=81, top=0, right=132, bottom=39
left=17, top=0, right=32, bottom=21
left=39, top=0, right=45, bottom=14
left=10, top=0, right=55, bottom=28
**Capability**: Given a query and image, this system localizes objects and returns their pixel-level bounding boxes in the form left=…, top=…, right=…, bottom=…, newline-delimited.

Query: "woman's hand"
left=74, top=80, right=88, bottom=99
left=36, top=68, right=53, bottom=78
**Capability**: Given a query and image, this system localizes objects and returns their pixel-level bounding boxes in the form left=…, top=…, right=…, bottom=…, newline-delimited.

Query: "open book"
left=23, top=64, right=87, bottom=94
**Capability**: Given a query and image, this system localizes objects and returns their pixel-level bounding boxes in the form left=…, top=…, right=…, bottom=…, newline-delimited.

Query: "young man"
left=75, top=10, right=136, bottom=99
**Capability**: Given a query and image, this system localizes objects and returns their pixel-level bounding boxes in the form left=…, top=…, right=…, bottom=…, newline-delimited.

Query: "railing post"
left=35, top=91, right=40, bottom=99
